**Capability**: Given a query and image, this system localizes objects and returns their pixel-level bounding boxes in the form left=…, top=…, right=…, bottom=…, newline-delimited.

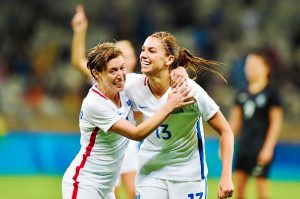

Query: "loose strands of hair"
left=177, top=48, right=227, bottom=83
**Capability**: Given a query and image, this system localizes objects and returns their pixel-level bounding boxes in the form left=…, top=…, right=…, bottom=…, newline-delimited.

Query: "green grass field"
left=0, top=175, right=299, bottom=199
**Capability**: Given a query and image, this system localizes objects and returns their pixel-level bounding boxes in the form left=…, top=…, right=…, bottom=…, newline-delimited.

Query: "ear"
left=165, top=55, right=175, bottom=66
left=92, top=69, right=100, bottom=80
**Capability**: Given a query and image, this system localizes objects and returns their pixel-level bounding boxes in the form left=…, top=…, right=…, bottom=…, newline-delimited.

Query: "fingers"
left=76, top=4, right=85, bottom=14
left=71, top=4, right=88, bottom=32
left=170, top=70, right=187, bottom=88
left=176, top=79, right=188, bottom=92
left=181, top=98, right=195, bottom=106
left=218, top=186, right=234, bottom=199
left=174, top=76, right=184, bottom=89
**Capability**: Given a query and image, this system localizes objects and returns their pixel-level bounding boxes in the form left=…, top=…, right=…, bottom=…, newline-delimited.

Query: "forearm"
left=220, top=130, right=234, bottom=178
left=209, top=111, right=234, bottom=177
left=111, top=103, right=173, bottom=141
left=71, top=30, right=90, bottom=78
left=262, top=107, right=283, bottom=150
left=133, top=104, right=173, bottom=140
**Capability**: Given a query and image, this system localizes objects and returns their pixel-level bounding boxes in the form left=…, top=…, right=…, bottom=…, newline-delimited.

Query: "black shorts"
left=234, top=155, right=272, bottom=178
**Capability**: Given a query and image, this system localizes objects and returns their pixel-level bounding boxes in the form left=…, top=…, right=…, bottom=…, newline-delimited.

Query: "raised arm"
left=207, top=111, right=234, bottom=199
left=111, top=86, right=194, bottom=141
left=71, top=4, right=92, bottom=79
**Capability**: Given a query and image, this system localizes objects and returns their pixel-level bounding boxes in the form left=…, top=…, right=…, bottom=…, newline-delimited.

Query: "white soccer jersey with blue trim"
left=125, top=73, right=219, bottom=182
left=62, top=85, right=131, bottom=194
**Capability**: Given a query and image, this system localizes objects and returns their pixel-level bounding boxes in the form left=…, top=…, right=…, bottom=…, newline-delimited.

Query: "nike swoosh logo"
left=138, top=105, right=147, bottom=109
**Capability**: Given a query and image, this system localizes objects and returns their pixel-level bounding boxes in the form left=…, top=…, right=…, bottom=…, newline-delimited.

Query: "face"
left=98, top=56, right=126, bottom=93
left=244, top=54, right=270, bottom=83
left=140, top=36, right=171, bottom=76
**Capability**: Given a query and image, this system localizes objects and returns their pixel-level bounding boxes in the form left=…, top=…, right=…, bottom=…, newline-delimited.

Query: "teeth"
left=141, top=61, right=150, bottom=65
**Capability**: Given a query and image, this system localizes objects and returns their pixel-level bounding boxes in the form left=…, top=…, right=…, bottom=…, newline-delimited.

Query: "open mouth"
left=114, top=81, right=124, bottom=87
left=141, top=60, right=151, bottom=67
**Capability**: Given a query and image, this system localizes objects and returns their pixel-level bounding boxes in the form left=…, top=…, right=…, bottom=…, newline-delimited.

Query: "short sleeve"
left=82, top=98, right=122, bottom=133
left=268, top=86, right=283, bottom=107
left=189, top=79, right=219, bottom=121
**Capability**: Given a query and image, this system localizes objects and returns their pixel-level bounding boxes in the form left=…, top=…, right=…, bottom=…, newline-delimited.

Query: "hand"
left=167, top=81, right=195, bottom=111
left=71, top=4, right=88, bottom=32
left=218, top=176, right=234, bottom=199
left=170, top=66, right=188, bottom=89
left=257, top=147, right=274, bottom=165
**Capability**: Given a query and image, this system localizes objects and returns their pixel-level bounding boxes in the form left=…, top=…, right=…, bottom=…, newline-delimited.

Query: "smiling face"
left=140, top=36, right=173, bottom=76
left=99, top=55, right=126, bottom=93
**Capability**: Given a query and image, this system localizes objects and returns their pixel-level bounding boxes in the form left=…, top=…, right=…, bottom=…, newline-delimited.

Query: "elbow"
left=130, top=131, right=146, bottom=141
left=131, top=134, right=145, bottom=141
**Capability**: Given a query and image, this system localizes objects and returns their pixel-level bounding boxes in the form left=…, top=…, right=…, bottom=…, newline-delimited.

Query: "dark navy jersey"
left=234, top=84, right=283, bottom=156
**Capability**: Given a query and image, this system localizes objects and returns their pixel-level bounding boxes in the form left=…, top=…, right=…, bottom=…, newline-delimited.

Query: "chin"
left=141, top=68, right=151, bottom=75
left=115, top=85, right=125, bottom=91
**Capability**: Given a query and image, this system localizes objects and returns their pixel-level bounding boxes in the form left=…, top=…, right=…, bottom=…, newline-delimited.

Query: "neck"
left=147, top=70, right=170, bottom=98
left=96, top=84, right=121, bottom=107
left=248, top=78, right=268, bottom=94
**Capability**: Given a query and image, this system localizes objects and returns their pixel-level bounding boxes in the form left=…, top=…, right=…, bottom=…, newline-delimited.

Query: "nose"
left=116, top=69, right=124, bottom=78
left=140, top=51, right=146, bottom=59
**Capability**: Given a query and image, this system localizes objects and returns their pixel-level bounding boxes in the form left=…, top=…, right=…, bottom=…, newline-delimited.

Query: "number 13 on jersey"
left=155, top=124, right=172, bottom=140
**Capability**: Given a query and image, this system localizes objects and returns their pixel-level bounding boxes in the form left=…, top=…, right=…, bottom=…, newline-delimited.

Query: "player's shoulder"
left=188, top=79, right=204, bottom=89
left=187, top=79, right=208, bottom=97
left=83, top=86, right=110, bottom=109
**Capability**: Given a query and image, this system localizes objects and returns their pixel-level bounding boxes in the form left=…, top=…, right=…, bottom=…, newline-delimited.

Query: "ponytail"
left=174, top=47, right=227, bottom=83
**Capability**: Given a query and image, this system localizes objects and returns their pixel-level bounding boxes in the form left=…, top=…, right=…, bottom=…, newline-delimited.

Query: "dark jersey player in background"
left=229, top=49, right=283, bottom=199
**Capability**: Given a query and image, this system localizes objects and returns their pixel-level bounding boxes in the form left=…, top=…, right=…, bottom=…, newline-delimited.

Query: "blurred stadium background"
left=0, top=0, right=299, bottom=198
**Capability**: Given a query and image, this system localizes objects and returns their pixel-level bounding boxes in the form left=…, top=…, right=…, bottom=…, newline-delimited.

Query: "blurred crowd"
left=0, top=0, right=299, bottom=136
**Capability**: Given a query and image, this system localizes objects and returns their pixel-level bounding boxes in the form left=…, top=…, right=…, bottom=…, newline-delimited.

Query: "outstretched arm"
left=208, top=111, right=234, bottom=199
left=111, top=85, right=194, bottom=141
left=71, top=4, right=92, bottom=79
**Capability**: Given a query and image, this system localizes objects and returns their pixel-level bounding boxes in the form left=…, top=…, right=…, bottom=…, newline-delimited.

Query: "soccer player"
left=70, top=5, right=140, bottom=199
left=126, top=31, right=234, bottom=199
left=61, top=42, right=194, bottom=199
left=229, top=50, right=283, bottom=199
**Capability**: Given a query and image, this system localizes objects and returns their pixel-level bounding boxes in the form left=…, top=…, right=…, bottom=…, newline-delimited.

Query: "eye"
left=109, top=69, right=117, bottom=74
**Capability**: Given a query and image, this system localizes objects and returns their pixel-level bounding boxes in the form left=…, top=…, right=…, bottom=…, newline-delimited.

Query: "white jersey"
left=62, top=85, right=131, bottom=198
left=125, top=73, right=219, bottom=182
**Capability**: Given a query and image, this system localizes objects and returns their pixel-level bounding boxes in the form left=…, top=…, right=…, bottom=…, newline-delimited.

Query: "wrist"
left=163, top=103, right=174, bottom=114
left=221, top=170, right=232, bottom=178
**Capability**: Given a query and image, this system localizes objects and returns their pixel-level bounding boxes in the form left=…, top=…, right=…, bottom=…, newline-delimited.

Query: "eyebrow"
left=142, top=45, right=157, bottom=51
left=109, top=63, right=125, bottom=70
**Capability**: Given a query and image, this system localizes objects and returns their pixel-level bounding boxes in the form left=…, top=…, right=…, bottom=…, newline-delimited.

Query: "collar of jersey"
left=91, top=86, right=108, bottom=100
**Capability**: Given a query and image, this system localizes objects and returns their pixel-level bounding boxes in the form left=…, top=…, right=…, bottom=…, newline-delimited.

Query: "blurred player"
left=62, top=41, right=194, bottom=199
left=70, top=5, right=139, bottom=198
left=229, top=50, right=283, bottom=199
left=126, top=31, right=234, bottom=199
